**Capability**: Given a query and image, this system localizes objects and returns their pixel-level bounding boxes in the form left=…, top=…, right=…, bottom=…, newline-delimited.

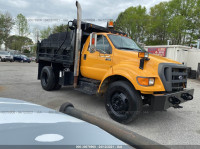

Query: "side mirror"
left=89, top=33, right=97, bottom=53
left=68, top=21, right=73, bottom=27
left=68, top=21, right=75, bottom=30
left=108, top=45, right=112, bottom=54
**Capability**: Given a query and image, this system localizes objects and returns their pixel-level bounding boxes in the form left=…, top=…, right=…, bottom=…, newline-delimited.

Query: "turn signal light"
left=137, top=77, right=155, bottom=86
left=138, top=52, right=149, bottom=58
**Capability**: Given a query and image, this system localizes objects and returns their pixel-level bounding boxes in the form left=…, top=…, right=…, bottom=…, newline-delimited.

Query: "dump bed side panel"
left=37, top=30, right=75, bottom=67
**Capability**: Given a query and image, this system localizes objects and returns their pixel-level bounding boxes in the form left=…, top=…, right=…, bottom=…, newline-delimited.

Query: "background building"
left=145, top=45, right=200, bottom=79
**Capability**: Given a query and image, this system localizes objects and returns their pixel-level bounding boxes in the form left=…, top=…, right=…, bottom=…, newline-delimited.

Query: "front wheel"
left=105, top=81, right=142, bottom=124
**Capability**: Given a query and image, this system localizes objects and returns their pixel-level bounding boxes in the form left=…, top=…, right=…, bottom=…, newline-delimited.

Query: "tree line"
left=39, top=24, right=68, bottom=40
left=0, top=12, right=68, bottom=52
left=115, top=0, right=200, bottom=46
left=0, top=12, right=33, bottom=51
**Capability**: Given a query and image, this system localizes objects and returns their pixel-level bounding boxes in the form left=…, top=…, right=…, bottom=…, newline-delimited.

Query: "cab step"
left=75, top=78, right=100, bottom=95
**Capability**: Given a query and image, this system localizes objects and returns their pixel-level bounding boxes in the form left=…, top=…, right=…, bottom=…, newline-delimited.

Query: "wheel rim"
left=111, top=92, right=129, bottom=115
left=42, top=72, right=48, bottom=86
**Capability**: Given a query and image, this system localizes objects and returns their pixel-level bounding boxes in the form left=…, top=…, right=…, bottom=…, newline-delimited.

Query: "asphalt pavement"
left=0, top=62, right=200, bottom=147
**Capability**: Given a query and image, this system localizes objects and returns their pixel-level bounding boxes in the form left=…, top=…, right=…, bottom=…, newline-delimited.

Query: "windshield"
left=0, top=51, right=9, bottom=55
left=21, top=55, right=27, bottom=58
left=108, top=34, right=144, bottom=52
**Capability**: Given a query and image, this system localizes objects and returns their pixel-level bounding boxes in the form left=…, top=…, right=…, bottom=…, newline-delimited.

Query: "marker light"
left=108, top=20, right=114, bottom=28
left=92, top=38, right=95, bottom=45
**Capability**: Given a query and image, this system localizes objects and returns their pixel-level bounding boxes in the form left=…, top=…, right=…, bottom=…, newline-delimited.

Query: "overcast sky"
left=0, top=0, right=170, bottom=42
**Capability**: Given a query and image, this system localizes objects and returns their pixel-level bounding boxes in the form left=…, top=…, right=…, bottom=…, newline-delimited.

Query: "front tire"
left=40, top=66, right=55, bottom=91
left=105, top=81, right=142, bottom=124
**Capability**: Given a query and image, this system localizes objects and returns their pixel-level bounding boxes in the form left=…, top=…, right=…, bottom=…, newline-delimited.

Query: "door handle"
left=105, top=58, right=111, bottom=61
left=83, top=54, right=87, bottom=60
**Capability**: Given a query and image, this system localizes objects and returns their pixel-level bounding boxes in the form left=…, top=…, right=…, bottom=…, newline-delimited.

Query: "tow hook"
left=168, top=96, right=183, bottom=109
left=168, top=96, right=181, bottom=105
left=173, top=104, right=183, bottom=109
left=181, top=93, right=193, bottom=101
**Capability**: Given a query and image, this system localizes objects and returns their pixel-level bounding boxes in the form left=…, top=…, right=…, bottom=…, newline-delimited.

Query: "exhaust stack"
left=74, top=1, right=82, bottom=88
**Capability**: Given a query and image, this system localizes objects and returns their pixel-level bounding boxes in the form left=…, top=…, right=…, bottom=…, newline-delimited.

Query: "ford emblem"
left=179, top=76, right=183, bottom=80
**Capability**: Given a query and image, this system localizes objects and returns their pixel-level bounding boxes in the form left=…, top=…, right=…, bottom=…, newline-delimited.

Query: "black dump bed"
left=37, top=30, right=75, bottom=67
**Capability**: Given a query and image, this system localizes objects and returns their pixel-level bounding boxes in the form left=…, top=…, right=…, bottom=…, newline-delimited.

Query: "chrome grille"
left=158, top=63, right=187, bottom=92
left=171, top=68, right=187, bottom=91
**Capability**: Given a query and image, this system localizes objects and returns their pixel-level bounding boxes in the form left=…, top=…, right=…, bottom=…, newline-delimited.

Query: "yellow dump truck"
left=36, top=1, right=194, bottom=123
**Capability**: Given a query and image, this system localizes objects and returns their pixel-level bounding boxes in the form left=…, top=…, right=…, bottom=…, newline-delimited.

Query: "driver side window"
left=96, top=35, right=112, bottom=54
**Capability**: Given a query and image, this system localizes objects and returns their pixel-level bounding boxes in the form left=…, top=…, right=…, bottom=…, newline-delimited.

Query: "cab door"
left=80, top=34, right=113, bottom=80
left=96, top=35, right=113, bottom=79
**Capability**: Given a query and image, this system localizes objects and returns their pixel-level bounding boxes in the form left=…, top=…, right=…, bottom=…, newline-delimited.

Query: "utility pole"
left=167, top=40, right=171, bottom=45
left=36, top=29, right=39, bottom=43
left=197, top=39, right=200, bottom=49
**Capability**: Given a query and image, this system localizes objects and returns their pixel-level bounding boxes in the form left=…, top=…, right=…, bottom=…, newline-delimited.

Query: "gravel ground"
left=0, top=62, right=200, bottom=147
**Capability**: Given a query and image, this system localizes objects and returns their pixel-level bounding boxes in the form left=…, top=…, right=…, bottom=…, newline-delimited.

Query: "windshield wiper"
left=117, top=47, right=141, bottom=51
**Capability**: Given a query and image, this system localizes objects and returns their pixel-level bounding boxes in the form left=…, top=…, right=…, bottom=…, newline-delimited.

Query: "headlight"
left=137, top=77, right=155, bottom=86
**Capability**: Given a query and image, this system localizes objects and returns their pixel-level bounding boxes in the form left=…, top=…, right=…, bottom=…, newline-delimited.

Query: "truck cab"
left=81, top=33, right=167, bottom=92
left=36, top=1, right=194, bottom=124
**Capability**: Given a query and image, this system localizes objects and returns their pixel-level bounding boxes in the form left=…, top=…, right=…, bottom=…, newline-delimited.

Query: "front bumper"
left=1, top=57, right=12, bottom=61
left=151, top=89, right=194, bottom=111
left=24, top=59, right=31, bottom=62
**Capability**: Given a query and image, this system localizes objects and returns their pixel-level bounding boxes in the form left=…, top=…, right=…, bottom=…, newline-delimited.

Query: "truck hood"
left=115, top=50, right=180, bottom=66
left=121, top=50, right=180, bottom=64
left=0, top=98, right=127, bottom=146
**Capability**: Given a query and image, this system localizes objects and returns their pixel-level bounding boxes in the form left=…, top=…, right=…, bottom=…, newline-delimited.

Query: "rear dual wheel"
left=40, top=66, right=62, bottom=91
left=105, top=81, right=142, bottom=124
